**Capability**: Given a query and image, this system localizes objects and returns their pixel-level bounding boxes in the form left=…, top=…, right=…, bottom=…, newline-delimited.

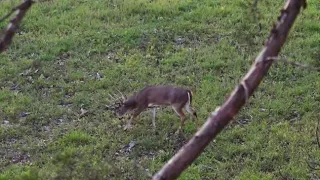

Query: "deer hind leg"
left=124, top=107, right=145, bottom=131
left=172, top=105, right=186, bottom=132
left=185, top=102, right=198, bottom=122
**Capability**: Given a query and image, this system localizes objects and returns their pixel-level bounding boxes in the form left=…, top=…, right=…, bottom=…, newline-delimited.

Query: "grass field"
left=0, top=0, right=319, bottom=179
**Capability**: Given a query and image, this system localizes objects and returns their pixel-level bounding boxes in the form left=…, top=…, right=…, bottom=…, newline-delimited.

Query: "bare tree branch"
left=0, top=0, right=34, bottom=54
left=153, top=0, right=307, bottom=179
left=268, top=57, right=320, bottom=71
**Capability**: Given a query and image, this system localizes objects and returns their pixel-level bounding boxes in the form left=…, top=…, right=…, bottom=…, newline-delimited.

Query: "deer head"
left=115, top=96, right=138, bottom=117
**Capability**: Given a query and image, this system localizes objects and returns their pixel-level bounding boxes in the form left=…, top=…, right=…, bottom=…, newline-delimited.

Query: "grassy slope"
left=0, top=0, right=319, bottom=179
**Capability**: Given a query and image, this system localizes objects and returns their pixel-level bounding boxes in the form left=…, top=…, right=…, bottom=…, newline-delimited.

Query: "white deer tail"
left=187, top=90, right=193, bottom=105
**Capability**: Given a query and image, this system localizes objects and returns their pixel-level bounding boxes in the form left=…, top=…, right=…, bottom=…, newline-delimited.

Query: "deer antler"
left=108, top=93, right=118, bottom=102
left=116, top=89, right=127, bottom=101
left=106, top=90, right=127, bottom=112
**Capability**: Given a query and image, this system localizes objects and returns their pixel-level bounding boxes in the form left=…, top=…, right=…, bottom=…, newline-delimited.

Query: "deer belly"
left=148, top=103, right=161, bottom=108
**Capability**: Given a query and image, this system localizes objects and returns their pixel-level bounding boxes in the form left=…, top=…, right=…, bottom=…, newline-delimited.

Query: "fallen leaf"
left=80, top=108, right=88, bottom=117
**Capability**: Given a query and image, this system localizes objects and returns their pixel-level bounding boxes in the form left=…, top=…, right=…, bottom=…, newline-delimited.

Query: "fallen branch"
left=0, top=0, right=34, bottom=53
left=153, top=0, right=307, bottom=179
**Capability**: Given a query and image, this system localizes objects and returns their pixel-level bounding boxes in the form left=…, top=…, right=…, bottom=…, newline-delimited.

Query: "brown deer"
left=106, top=85, right=198, bottom=131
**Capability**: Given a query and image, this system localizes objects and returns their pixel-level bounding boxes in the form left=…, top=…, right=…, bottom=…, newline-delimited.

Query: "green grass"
left=0, top=0, right=320, bottom=179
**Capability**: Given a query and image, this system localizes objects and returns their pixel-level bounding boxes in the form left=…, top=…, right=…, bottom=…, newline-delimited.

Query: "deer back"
left=135, top=85, right=190, bottom=107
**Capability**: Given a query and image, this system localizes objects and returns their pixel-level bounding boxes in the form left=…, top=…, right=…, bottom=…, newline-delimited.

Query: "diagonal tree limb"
left=0, top=0, right=34, bottom=54
left=153, top=0, right=307, bottom=179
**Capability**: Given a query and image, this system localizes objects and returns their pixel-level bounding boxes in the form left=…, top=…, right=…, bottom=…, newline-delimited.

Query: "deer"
left=106, top=85, right=198, bottom=132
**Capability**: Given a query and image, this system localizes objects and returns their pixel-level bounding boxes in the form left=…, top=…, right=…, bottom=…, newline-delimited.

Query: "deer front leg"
left=124, top=107, right=145, bottom=131
left=152, top=108, right=156, bottom=129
